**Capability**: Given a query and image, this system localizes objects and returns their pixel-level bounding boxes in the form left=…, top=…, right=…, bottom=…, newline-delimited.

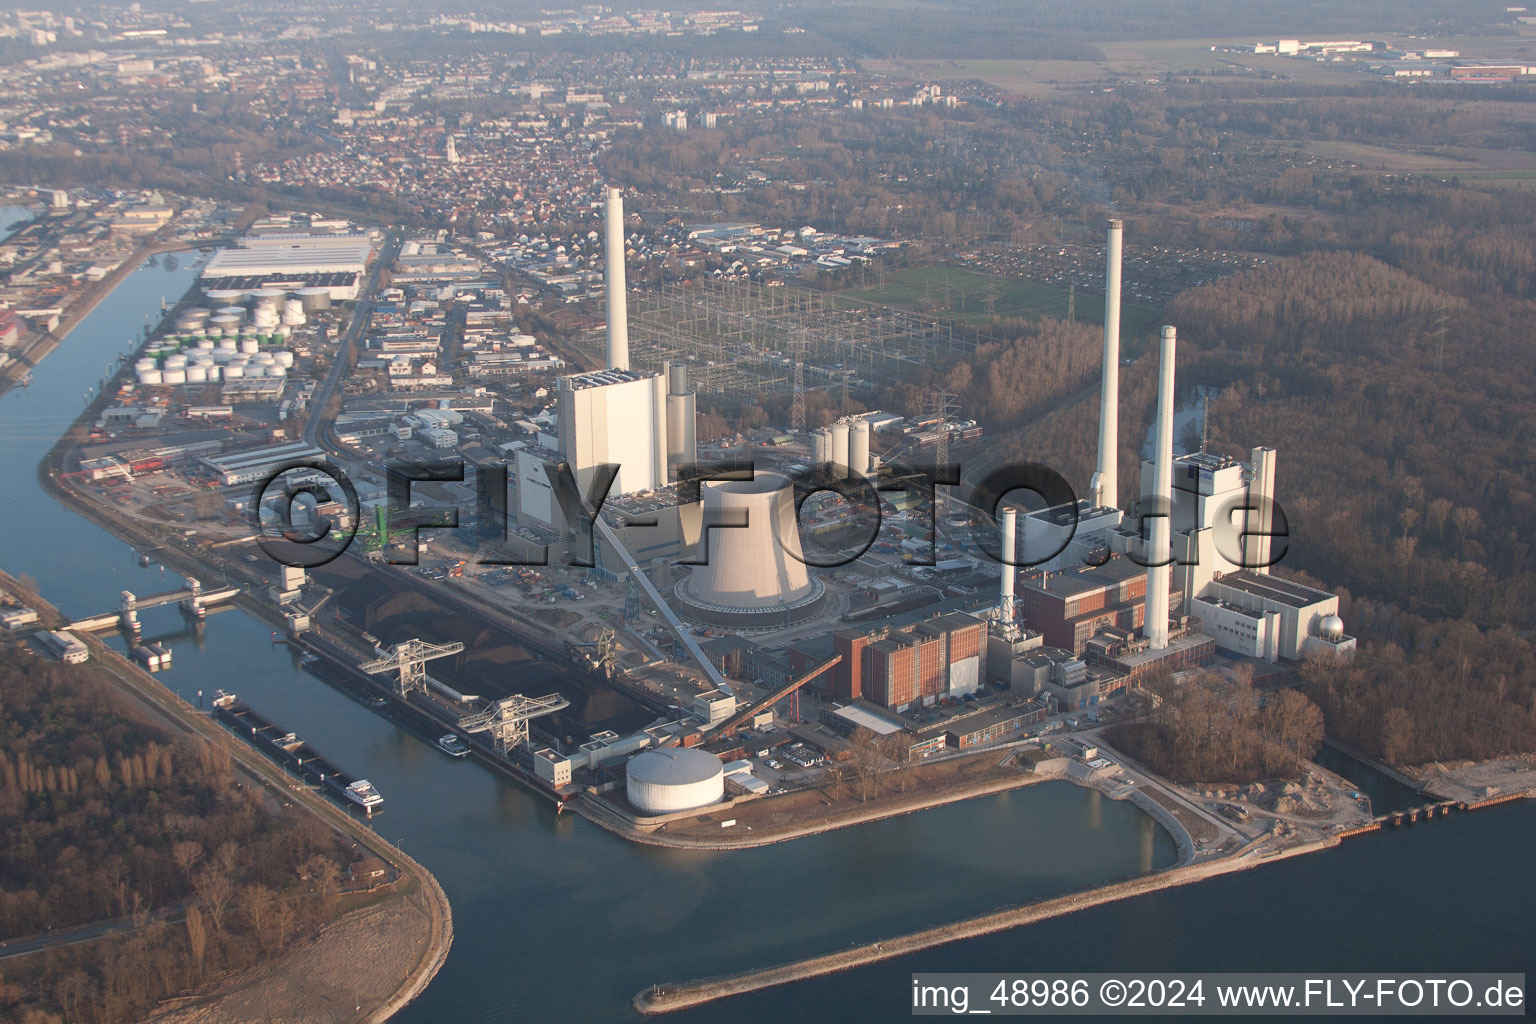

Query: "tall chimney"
left=999, top=506, right=1018, bottom=622
left=604, top=186, right=629, bottom=371
left=1246, top=446, right=1277, bottom=574
left=1091, top=218, right=1123, bottom=510
left=1145, top=324, right=1176, bottom=651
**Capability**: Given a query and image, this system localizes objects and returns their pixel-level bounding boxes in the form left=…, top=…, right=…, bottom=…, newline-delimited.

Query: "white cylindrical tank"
left=194, top=339, right=214, bottom=352
left=830, top=420, right=850, bottom=475
left=625, top=748, right=724, bottom=815
left=215, top=305, right=246, bottom=321
left=216, top=337, right=237, bottom=351
left=134, top=357, right=156, bottom=373
left=138, top=368, right=163, bottom=385
left=222, top=365, right=245, bottom=379
left=282, top=298, right=306, bottom=326
left=185, top=365, right=208, bottom=383
left=267, top=365, right=287, bottom=378
left=207, top=366, right=222, bottom=382
left=811, top=428, right=831, bottom=464
left=850, top=419, right=871, bottom=479
left=253, top=307, right=279, bottom=330
left=205, top=289, right=246, bottom=305
left=273, top=350, right=294, bottom=368
left=163, top=355, right=187, bottom=371
left=246, top=364, right=268, bottom=378
left=209, top=315, right=240, bottom=333
left=239, top=338, right=259, bottom=355
left=162, top=368, right=187, bottom=385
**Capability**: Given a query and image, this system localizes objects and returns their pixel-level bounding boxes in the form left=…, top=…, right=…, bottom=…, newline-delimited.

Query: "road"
left=0, top=903, right=188, bottom=962
left=305, top=231, right=401, bottom=450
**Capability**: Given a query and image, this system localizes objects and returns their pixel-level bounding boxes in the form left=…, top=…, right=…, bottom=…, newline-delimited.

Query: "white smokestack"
left=999, top=506, right=1017, bottom=622
left=1145, top=324, right=1176, bottom=651
left=1247, top=446, right=1277, bottom=574
left=604, top=186, right=630, bottom=371
left=1091, top=218, right=1122, bottom=510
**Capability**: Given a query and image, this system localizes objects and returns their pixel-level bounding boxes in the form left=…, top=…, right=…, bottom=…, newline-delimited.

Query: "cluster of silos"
left=810, top=417, right=874, bottom=479
left=674, top=472, right=826, bottom=627
left=665, top=361, right=697, bottom=479
left=134, top=329, right=294, bottom=387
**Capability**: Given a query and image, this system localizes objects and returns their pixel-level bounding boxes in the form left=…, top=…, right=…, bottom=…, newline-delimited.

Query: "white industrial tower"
left=1091, top=218, right=1122, bottom=510
left=997, top=505, right=1018, bottom=622
left=1144, top=325, right=1177, bottom=650
left=604, top=186, right=630, bottom=371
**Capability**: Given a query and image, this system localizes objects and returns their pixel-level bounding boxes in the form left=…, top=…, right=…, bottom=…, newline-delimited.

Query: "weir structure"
left=70, top=577, right=240, bottom=637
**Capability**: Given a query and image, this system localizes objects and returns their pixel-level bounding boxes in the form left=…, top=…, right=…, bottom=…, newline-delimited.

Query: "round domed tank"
left=1319, top=614, right=1345, bottom=642
left=625, top=748, right=724, bottom=815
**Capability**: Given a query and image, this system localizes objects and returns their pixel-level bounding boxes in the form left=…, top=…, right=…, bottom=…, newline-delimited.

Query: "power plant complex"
left=500, top=195, right=1356, bottom=821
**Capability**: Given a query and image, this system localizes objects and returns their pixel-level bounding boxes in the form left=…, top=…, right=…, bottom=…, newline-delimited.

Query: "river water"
left=1, top=259, right=1530, bottom=1023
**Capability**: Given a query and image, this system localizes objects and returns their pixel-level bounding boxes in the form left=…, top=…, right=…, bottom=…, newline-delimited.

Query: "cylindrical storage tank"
left=163, top=354, right=187, bottom=370
left=246, top=364, right=268, bottom=378
left=215, top=305, right=246, bottom=321
left=138, top=368, right=163, bottom=386
left=252, top=287, right=285, bottom=304
left=134, top=357, right=156, bottom=373
left=239, top=338, right=259, bottom=355
left=206, top=366, right=221, bottom=382
left=216, top=338, right=237, bottom=351
left=267, top=365, right=287, bottom=378
left=162, top=368, right=187, bottom=385
left=276, top=325, right=293, bottom=338
left=183, top=306, right=212, bottom=321
left=282, top=299, right=306, bottom=326
left=185, top=365, right=208, bottom=383
left=830, top=420, right=850, bottom=475
left=273, top=350, right=295, bottom=368
left=239, top=325, right=259, bottom=336
left=296, top=287, right=332, bottom=312
left=194, top=339, right=214, bottom=352
left=205, top=289, right=245, bottom=305
left=222, top=365, right=245, bottom=379
left=209, top=314, right=240, bottom=334
left=253, top=306, right=280, bottom=330
left=812, top=427, right=831, bottom=464
left=625, top=749, right=724, bottom=815
left=191, top=355, right=214, bottom=367
left=850, top=419, right=871, bottom=479
left=665, top=391, right=696, bottom=481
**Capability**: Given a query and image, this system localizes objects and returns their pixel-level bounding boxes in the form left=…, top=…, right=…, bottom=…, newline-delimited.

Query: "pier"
left=68, top=576, right=239, bottom=637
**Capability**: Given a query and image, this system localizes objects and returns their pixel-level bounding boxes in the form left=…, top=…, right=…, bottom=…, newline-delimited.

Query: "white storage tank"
left=205, top=289, right=246, bottom=305
left=253, top=306, right=280, bottom=330
left=206, top=366, right=221, bottom=382
left=162, top=368, right=187, bottom=385
left=215, top=305, right=246, bottom=322
left=222, top=365, right=245, bottom=379
left=267, top=365, right=287, bottom=378
left=273, top=350, right=295, bottom=368
left=830, top=420, right=851, bottom=474
left=850, top=419, right=871, bottom=478
left=138, top=368, right=163, bottom=385
left=625, top=748, right=725, bottom=815
left=185, top=365, right=208, bottom=383
left=209, top=315, right=240, bottom=334
left=282, top=298, right=306, bottom=326
left=134, top=357, right=157, bottom=373
left=164, top=354, right=188, bottom=369
left=239, top=338, right=259, bottom=355
left=245, top=364, right=268, bottom=378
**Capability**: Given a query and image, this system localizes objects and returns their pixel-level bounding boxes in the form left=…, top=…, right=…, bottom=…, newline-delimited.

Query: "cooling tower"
left=1144, top=325, right=1176, bottom=650
left=850, top=419, right=871, bottom=479
left=1092, top=218, right=1123, bottom=511
left=675, top=472, right=826, bottom=627
left=605, top=186, right=630, bottom=371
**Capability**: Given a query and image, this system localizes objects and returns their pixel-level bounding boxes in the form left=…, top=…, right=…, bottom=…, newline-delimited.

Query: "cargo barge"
left=211, top=690, right=383, bottom=815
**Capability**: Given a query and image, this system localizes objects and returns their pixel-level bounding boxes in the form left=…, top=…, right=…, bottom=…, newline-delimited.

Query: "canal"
left=1, top=258, right=1529, bottom=1023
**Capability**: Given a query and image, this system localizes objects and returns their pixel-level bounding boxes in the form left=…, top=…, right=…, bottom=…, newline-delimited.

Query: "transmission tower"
left=458, top=692, right=570, bottom=759
left=359, top=638, right=466, bottom=698
left=931, top=390, right=957, bottom=469
left=623, top=575, right=640, bottom=622
left=1067, top=283, right=1076, bottom=325
left=790, top=359, right=806, bottom=432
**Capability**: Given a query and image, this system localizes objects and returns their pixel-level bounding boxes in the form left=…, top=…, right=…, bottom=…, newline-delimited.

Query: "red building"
left=1017, top=556, right=1181, bottom=656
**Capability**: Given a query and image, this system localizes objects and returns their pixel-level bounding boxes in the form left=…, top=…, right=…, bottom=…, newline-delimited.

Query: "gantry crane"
left=360, top=638, right=466, bottom=698
left=458, top=692, right=570, bottom=759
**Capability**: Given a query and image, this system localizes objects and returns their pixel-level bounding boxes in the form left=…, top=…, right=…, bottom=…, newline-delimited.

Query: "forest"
left=0, top=653, right=353, bottom=1024
left=1104, top=667, right=1326, bottom=784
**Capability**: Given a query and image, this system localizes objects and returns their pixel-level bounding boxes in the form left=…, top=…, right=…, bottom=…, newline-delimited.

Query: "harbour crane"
left=359, top=638, right=466, bottom=698
left=458, top=692, right=570, bottom=759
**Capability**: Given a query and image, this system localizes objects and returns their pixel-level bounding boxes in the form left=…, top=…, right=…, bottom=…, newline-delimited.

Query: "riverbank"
left=0, top=571, right=453, bottom=1023
left=633, top=831, right=1322, bottom=1015
left=0, top=236, right=201, bottom=395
